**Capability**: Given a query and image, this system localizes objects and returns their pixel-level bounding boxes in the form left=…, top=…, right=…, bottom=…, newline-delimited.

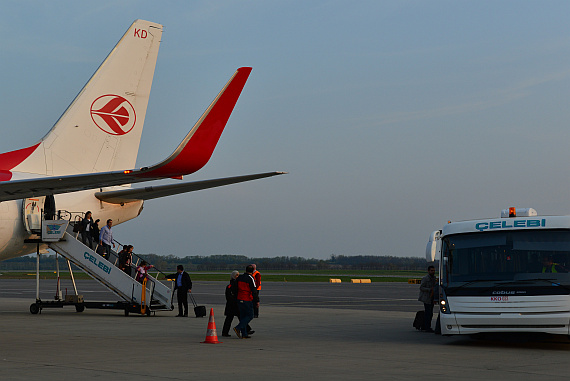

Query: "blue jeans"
left=236, top=300, right=254, bottom=336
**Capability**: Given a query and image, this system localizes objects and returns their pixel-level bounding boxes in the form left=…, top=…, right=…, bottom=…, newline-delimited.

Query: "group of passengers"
left=78, top=211, right=113, bottom=259
left=222, top=264, right=261, bottom=339
left=76, top=211, right=154, bottom=283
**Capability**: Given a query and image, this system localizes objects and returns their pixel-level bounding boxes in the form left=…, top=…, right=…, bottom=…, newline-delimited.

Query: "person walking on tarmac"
left=234, top=265, right=259, bottom=339
left=222, top=270, right=253, bottom=337
left=222, top=270, right=240, bottom=337
left=165, top=265, right=193, bottom=317
left=418, top=265, right=437, bottom=332
left=252, top=264, right=261, bottom=318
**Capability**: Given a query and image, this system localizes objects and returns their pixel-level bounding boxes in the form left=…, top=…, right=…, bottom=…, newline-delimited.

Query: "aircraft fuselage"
left=0, top=189, right=143, bottom=261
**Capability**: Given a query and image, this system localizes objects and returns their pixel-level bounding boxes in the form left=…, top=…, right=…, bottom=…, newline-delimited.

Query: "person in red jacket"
left=233, top=265, right=259, bottom=339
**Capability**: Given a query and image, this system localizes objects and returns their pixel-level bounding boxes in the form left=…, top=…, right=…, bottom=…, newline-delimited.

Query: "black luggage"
left=96, top=245, right=106, bottom=257
left=413, top=310, right=424, bottom=330
left=189, top=293, right=206, bottom=317
left=434, top=314, right=441, bottom=335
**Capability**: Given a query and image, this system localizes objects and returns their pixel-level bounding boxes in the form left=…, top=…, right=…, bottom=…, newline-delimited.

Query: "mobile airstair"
left=28, top=213, right=174, bottom=316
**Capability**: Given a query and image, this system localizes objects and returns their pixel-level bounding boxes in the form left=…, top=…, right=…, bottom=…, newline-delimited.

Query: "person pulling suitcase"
left=165, top=265, right=193, bottom=317
left=417, top=265, right=437, bottom=332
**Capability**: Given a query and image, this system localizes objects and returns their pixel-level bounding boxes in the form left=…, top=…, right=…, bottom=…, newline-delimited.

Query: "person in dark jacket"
left=222, top=270, right=240, bottom=337
left=418, top=265, right=437, bottom=332
left=80, top=211, right=94, bottom=249
left=165, top=265, right=193, bottom=317
left=118, top=245, right=133, bottom=276
left=91, top=219, right=100, bottom=243
left=233, top=265, right=259, bottom=339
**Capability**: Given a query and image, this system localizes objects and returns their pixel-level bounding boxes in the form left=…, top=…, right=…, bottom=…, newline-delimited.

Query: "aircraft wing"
left=0, top=168, right=181, bottom=202
left=0, top=67, right=271, bottom=203
left=94, top=172, right=286, bottom=204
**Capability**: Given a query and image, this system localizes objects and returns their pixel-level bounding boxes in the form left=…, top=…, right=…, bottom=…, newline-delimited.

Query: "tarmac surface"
left=1, top=279, right=570, bottom=380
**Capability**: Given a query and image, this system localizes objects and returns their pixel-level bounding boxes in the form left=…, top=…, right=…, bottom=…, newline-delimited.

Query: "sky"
left=2, top=1, right=570, bottom=260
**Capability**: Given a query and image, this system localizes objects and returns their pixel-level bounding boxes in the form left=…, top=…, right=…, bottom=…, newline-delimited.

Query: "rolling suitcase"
left=413, top=310, right=424, bottom=330
left=434, top=314, right=441, bottom=335
left=189, top=293, right=206, bottom=317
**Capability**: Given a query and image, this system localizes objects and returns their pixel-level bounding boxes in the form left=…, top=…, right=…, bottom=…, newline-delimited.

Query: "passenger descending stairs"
left=48, top=226, right=173, bottom=313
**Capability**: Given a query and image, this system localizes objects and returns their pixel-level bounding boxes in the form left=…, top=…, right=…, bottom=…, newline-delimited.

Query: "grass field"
left=0, top=270, right=425, bottom=282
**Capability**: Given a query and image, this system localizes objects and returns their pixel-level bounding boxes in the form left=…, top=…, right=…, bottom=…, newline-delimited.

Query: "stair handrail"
left=51, top=225, right=173, bottom=312
left=60, top=211, right=169, bottom=287
left=125, top=247, right=168, bottom=281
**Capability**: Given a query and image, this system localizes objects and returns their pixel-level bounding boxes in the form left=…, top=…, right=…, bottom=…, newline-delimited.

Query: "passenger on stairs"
left=80, top=211, right=94, bottom=249
left=99, top=219, right=115, bottom=261
left=136, top=261, right=154, bottom=283
left=91, top=219, right=100, bottom=243
left=118, top=245, right=133, bottom=276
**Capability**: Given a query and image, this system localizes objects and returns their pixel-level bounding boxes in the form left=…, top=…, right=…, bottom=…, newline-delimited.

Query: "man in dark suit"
left=166, top=265, right=193, bottom=317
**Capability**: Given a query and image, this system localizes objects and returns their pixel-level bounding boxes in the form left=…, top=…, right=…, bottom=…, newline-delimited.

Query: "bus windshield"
left=441, top=229, right=570, bottom=292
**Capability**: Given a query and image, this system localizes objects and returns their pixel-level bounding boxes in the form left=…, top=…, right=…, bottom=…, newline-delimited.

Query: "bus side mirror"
left=426, top=230, right=441, bottom=262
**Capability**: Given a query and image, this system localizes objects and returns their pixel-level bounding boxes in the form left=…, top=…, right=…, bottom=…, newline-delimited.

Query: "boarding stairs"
left=47, top=224, right=174, bottom=315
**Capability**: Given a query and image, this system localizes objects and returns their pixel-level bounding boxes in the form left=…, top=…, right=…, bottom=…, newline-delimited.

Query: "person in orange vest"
left=541, top=256, right=568, bottom=273
left=252, top=264, right=261, bottom=318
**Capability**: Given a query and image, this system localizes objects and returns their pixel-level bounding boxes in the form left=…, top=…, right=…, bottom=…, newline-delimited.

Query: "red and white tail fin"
left=5, top=19, right=162, bottom=176
left=137, top=67, right=252, bottom=179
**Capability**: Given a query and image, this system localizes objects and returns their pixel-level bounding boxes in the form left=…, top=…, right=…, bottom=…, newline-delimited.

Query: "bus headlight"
left=440, top=291, right=450, bottom=314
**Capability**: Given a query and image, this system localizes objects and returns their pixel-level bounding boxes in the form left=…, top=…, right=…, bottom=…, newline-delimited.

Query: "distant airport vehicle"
left=427, top=207, right=570, bottom=337
left=0, top=20, right=284, bottom=265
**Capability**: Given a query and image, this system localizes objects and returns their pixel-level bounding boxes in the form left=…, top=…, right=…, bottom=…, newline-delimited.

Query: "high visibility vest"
left=252, top=270, right=261, bottom=290
left=542, top=264, right=558, bottom=273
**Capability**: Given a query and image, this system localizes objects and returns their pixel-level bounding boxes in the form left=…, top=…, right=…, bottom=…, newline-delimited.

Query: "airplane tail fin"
left=9, top=19, right=163, bottom=176
left=137, top=67, right=252, bottom=179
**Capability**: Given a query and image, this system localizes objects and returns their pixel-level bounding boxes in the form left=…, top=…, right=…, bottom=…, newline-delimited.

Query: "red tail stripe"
left=0, top=143, right=41, bottom=171
left=137, top=67, right=252, bottom=179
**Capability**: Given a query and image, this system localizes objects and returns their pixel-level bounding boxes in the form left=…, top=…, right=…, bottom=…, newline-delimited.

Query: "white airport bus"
left=426, top=207, right=570, bottom=337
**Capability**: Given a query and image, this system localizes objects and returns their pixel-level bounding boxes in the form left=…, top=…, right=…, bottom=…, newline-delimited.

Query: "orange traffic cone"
left=201, top=308, right=222, bottom=344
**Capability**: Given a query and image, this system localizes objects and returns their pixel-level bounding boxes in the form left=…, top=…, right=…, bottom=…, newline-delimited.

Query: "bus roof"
left=442, top=215, right=570, bottom=236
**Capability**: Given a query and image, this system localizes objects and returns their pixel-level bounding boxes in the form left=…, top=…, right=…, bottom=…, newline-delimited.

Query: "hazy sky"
left=2, top=1, right=570, bottom=260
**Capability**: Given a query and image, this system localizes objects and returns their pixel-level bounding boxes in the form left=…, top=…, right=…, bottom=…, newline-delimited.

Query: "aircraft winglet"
left=136, top=67, right=252, bottom=179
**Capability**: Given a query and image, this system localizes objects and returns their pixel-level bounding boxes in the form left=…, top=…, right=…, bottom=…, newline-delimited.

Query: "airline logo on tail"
left=0, top=19, right=286, bottom=263
left=90, top=95, right=137, bottom=135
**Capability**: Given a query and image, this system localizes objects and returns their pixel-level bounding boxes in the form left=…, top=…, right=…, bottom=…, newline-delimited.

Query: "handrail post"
left=55, top=253, right=62, bottom=300
left=66, top=258, right=78, bottom=295
left=149, top=280, right=156, bottom=310
left=141, top=278, right=147, bottom=315
left=35, top=244, right=40, bottom=302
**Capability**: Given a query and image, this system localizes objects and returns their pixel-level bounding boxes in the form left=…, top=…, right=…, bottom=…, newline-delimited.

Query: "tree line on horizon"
left=0, top=253, right=432, bottom=272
